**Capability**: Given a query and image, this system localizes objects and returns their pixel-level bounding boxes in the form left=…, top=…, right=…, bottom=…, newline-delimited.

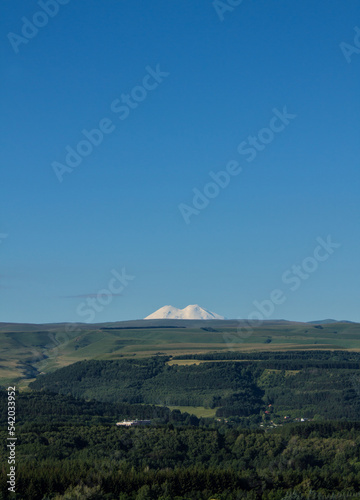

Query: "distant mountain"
left=144, top=304, right=225, bottom=320
left=308, top=319, right=338, bottom=325
left=308, top=319, right=354, bottom=325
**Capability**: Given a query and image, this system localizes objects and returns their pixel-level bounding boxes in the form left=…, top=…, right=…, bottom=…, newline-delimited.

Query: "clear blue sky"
left=1, top=0, right=359, bottom=323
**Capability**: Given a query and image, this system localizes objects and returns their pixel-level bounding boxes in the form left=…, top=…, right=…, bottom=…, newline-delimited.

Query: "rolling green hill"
left=0, top=319, right=359, bottom=386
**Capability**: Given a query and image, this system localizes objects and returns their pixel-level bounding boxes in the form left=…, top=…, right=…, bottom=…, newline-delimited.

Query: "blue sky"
left=1, top=0, right=359, bottom=323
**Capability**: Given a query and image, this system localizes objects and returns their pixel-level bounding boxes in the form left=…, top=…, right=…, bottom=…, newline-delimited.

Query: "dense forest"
left=173, top=350, right=360, bottom=365
left=30, top=357, right=265, bottom=415
left=2, top=402, right=360, bottom=498
left=0, top=391, right=199, bottom=428
left=2, top=351, right=360, bottom=498
left=30, top=353, right=360, bottom=421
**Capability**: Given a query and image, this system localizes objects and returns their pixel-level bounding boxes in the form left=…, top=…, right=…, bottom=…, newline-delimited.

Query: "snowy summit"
left=144, top=304, right=225, bottom=320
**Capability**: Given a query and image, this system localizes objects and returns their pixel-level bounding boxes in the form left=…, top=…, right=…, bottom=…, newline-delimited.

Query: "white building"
left=116, top=419, right=151, bottom=427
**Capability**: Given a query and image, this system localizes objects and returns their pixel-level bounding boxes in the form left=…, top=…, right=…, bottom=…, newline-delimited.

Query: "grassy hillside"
left=0, top=319, right=359, bottom=385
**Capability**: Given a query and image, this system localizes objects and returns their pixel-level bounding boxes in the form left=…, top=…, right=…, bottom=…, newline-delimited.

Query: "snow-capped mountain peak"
left=144, top=304, right=224, bottom=320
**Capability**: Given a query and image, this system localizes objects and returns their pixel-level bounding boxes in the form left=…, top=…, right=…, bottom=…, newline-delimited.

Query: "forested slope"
left=29, top=352, right=360, bottom=421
